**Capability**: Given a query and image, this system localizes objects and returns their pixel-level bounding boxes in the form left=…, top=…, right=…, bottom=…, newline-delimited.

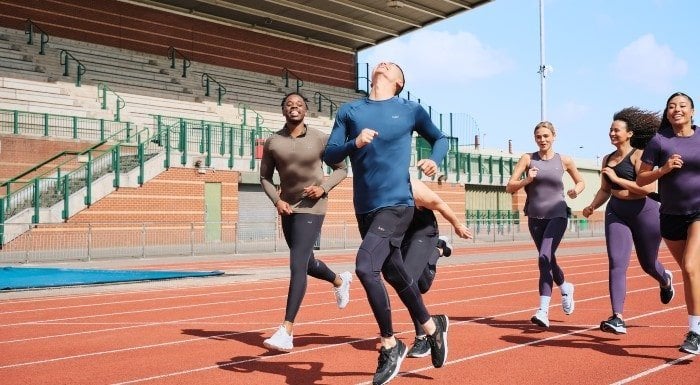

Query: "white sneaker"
left=561, top=282, right=575, bottom=315
left=531, top=309, right=550, bottom=328
left=334, top=271, right=353, bottom=309
left=263, top=325, right=293, bottom=352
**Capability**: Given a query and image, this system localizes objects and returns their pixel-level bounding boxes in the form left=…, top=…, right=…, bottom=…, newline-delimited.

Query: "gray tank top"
left=523, top=152, right=568, bottom=219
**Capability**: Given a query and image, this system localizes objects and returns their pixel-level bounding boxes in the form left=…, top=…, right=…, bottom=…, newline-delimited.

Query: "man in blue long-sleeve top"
left=324, top=61, right=450, bottom=385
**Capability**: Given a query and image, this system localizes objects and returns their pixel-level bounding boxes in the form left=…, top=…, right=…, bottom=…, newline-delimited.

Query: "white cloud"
left=361, top=30, right=513, bottom=90
left=612, top=34, right=687, bottom=93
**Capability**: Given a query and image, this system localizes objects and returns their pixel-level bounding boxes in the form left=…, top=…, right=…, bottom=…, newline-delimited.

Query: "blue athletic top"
left=324, top=96, right=448, bottom=214
left=523, top=152, right=568, bottom=219
left=641, top=125, right=700, bottom=215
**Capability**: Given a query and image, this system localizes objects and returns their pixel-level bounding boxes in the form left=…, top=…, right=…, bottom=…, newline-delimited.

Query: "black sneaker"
left=407, top=336, right=431, bottom=358
left=426, top=314, right=449, bottom=368
left=600, top=315, right=627, bottom=335
left=660, top=270, right=675, bottom=305
left=679, top=331, right=700, bottom=354
left=372, top=339, right=407, bottom=385
left=438, top=235, right=452, bottom=257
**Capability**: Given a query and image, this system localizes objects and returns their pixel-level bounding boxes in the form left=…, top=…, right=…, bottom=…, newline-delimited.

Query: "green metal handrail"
left=313, top=91, right=338, bottom=118
left=24, top=19, right=49, bottom=55
left=167, top=46, right=191, bottom=78
left=201, top=73, right=227, bottom=105
left=281, top=67, right=303, bottom=93
left=0, top=109, right=132, bottom=141
left=59, top=49, right=87, bottom=87
left=97, top=83, right=126, bottom=122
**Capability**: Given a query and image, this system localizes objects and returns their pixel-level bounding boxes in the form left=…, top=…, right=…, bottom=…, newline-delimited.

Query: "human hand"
left=302, top=185, right=325, bottom=200
left=527, top=167, right=539, bottom=181
left=275, top=200, right=293, bottom=215
left=455, top=224, right=472, bottom=239
left=417, top=159, right=438, bottom=177
left=355, top=128, right=378, bottom=148
left=582, top=206, right=594, bottom=218
left=567, top=188, right=579, bottom=199
left=661, top=154, right=683, bottom=174
left=601, top=167, right=617, bottom=181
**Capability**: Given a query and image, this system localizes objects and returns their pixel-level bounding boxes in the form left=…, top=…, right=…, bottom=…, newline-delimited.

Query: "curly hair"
left=612, top=107, right=660, bottom=149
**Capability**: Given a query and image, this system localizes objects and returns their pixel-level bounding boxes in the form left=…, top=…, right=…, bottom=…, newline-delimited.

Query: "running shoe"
left=561, top=282, right=575, bottom=315
left=438, top=235, right=453, bottom=257
left=407, top=336, right=431, bottom=358
left=334, top=271, right=353, bottom=309
left=372, top=339, right=407, bottom=385
left=427, top=314, right=449, bottom=368
left=531, top=308, right=550, bottom=328
left=679, top=331, right=700, bottom=355
left=263, top=325, right=293, bottom=352
left=660, top=270, right=675, bottom=305
left=600, top=315, right=627, bottom=335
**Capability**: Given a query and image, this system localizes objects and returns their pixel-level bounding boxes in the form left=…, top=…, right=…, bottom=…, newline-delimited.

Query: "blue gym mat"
left=0, top=266, right=225, bottom=290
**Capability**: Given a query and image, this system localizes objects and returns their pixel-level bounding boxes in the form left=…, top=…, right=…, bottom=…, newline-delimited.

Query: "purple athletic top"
left=524, top=152, right=568, bottom=219
left=641, top=125, right=700, bottom=215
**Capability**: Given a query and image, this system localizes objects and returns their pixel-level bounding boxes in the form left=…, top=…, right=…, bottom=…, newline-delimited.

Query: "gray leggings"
left=281, top=213, right=336, bottom=323
left=605, top=197, right=666, bottom=314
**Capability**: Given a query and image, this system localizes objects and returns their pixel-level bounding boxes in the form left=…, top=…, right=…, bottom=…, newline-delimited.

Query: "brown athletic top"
left=259, top=125, right=347, bottom=215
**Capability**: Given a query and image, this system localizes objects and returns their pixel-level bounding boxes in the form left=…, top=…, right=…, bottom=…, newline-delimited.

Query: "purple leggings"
left=528, top=217, right=567, bottom=296
left=605, top=197, right=666, bottom=314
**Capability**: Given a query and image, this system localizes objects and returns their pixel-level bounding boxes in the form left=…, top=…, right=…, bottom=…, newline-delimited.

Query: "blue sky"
left=357, top=0, right=698, bottom=163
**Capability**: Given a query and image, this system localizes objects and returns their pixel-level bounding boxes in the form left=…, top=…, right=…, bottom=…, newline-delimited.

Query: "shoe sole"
left=407, top=350, right=431, bottom=358
left=376, top=345, right=408, bottom=385
left=562, top=285, right=575, bottom=315
left=432, top=316, right=449, bottom=368
left=263, top=341, right=293, bottom=352
left=530, top=316, right=549, bottom=328
left=679, top=346, right=700, bottom=355
left=600, top=323, right=627, bottom=335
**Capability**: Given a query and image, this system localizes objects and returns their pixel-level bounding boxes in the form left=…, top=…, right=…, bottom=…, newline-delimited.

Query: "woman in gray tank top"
left=506, top=121, right=585, bottom=328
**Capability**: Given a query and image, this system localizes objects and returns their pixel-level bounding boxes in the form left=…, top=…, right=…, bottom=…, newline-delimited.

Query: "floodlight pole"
left=538, top=0, right=547, bottom=121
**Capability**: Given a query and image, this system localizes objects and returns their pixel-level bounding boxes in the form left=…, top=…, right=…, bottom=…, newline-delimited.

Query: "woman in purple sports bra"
left=637, top=92, right=700, bottom=355
left=582, top=107, right=674, bottom=336
left=507, top=121, right=585, bottom=328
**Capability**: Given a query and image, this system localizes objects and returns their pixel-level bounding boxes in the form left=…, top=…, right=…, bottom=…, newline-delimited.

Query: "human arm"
left=259, top=137, right=293, bottom=215
left=562, top=155, right=585, bottom=199
left=582, top=155, right=611, bottom=218
left=414, top=106, right=448, bottom=177
left=323, top=106, right=359, bottom=165
left=602, top=151, right=655, bottom=195
left=637, top=154, right=682, bottom=187
left=412, top=179, right=472, bottom=239
left=505, top=154, right=534, bottom=194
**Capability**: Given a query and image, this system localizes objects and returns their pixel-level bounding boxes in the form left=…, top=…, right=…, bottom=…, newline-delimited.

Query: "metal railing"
left=59, top=49, right=87, bottom=87
left=0, top=218, right=604, bottom=263
left=201, top=73, right=227, bottom=105
left=0, top=109, right=132, bottom=141
left=281, top=67, right=303, bottom=93
left=167, top=46, right=191, bottom=78
left=97, top=83, right=126, bottom=121
left=313, top=91, right=338, bottom=118
left=24, top=19, right=49, bottom=55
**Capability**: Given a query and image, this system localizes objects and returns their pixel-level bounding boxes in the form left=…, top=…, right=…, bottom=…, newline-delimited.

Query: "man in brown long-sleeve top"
left=260, top=92, right=352, bottom=352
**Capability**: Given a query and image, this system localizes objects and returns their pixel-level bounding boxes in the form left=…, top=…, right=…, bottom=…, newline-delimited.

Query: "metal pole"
left=538, top=0, right=547, bottom=121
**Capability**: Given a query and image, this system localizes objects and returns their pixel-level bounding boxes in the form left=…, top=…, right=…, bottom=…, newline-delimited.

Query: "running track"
left=1, top=238, right=697, bottom=385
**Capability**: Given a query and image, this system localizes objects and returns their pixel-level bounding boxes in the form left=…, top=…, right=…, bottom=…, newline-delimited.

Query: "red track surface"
left=1, top=238, right=697, bottom=384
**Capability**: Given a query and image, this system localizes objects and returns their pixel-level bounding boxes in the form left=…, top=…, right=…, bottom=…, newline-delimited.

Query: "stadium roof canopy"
left=121, top=0, right=494, bottom=53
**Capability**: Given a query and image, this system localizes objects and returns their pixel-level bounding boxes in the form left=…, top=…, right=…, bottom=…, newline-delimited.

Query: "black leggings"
left=356, top=206, right=431, bottom=337
left=281, top=213, right=336, bottom=323
left=401, top=221, right=440, bottom=336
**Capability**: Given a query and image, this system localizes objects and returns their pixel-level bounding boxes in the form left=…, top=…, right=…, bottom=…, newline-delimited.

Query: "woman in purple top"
left=507, top=121, right=585, bottom=328
left=638, top=92, right=700, bottom=355
left=582, top=107, right=674, bottom=335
